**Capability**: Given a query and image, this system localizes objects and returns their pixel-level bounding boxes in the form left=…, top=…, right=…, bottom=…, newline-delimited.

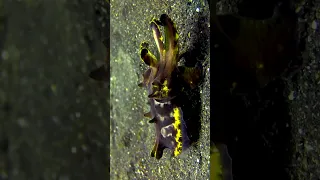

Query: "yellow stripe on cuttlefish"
left=173, top=107, right=183, bottom=156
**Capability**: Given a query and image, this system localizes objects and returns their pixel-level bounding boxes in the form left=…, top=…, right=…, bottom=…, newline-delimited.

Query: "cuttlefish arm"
left=139, top=42, right=158, bottom=87
left=150, top=18, right=164, bottom=55
left=147, top=14, right=180, bottom=101
left=161, top=14, right=178, bottom=56
left=161, top=14, right=179, bottom=76
left=140, top=42, right=158, bottom=68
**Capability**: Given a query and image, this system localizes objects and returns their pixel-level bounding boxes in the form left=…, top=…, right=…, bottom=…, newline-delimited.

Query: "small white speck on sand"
left=75, top=112, right=81, bottom=118
left=288, top=91, right=295, bottom=100
left=304, top=143, right=313, bottom=151
left=311, top=20, right=318, bottom=30
left=71, top=147, right=77, bottom=153
left=1, top=50, right=9, bottom=60
left=17, top=118, right=29, bottom=128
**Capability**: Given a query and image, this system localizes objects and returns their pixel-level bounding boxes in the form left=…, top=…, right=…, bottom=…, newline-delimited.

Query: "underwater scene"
left=1, top=0, right=320, bottom=179
left=110, top=0, right=210, bottom=179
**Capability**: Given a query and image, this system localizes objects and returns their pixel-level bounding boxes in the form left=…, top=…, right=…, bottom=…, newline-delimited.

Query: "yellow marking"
left=150, top=90, right=159, bottom=97
left=159, top=36, right=163, bottom=42
left=161, top=79, right=169, bottom=97
left=175, top=33, right=179, bottom=41
left=173, top=107, right=183, bottom=156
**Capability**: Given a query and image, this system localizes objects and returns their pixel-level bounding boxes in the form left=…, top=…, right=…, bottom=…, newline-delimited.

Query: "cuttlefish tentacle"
left=161, top=14, right=180, bottom=80
left=140, top=42, right=158, bottom=68
left=150, top=18, right=164, bottom=56
left=139, top=41, right=159, bottom=87
left=151, top=140, right=164, bottom=159
left=145, top=14, right=180, bottom=101
left=160, top=14, right=179, bottom=54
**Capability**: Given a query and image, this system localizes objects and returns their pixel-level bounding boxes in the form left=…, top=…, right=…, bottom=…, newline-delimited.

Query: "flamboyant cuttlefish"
left=139, top=14, right=201, bottom=159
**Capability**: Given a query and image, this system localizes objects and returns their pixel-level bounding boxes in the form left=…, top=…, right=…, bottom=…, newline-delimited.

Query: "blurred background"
left=211, top=0, right=320, bottom=180
left=0, top=0, right=109, bottom=179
